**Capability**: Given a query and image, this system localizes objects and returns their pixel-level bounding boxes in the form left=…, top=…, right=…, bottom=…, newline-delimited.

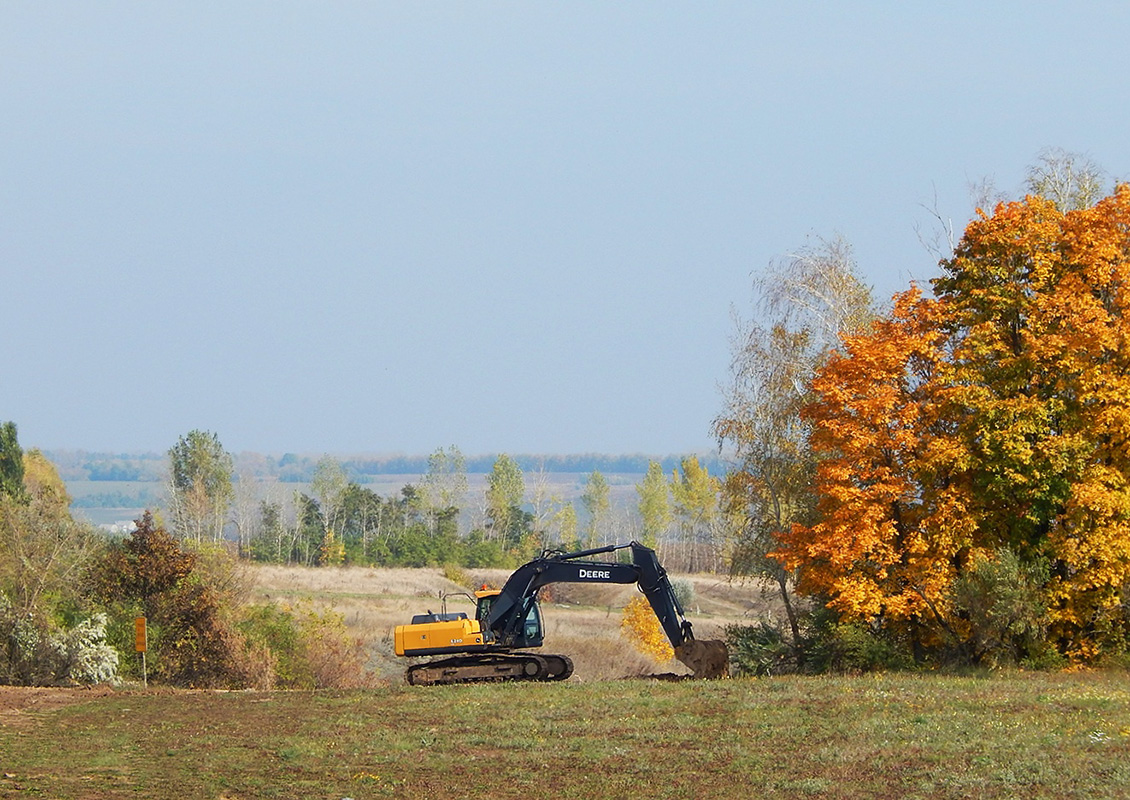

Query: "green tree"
left=293, top=493, right=325, bottom=566
left=0, top=450, right=99, bottom=616
left=0, top=421, right=25, bottom=501
left=420, top=445, right=468, bottom=524
left=1, top=446, right=108, bottom=685
left=581, top=470, right=611, bottom=548
left=669, top=456, right=722, bottom=573
left=485, top=454, right=527, bottom=548
left=635, top=461, right=671, bottom=549
left=310, top=457, right=349, bottom=565
left=167, top=430, right=234, bottom=544
left=554, top=502, right=579, bottom=551
left=248, top=499, right=287, bottom=563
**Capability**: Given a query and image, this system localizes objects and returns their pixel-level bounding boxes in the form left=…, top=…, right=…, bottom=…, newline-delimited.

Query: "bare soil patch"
left=0, top=685, right=116, bottom=726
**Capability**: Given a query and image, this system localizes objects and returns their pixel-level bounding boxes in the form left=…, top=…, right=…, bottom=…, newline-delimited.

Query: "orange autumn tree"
left=781, top=185, right=1130, bottom=662
left=1027, top=188, right=1130, bottom=654
left=774, top=288, right=977, bottom=640
left=940, top=186, right=1130, bottom=657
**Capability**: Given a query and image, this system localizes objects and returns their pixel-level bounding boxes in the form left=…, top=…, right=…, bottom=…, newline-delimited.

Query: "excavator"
left=394, top=541, right=729, bottom=685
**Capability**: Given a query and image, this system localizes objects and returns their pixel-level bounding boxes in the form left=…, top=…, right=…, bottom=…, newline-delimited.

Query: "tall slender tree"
left=669, top=456, right=722, bottom=573
left=0, top=421, right=25, bottom=501
left=635, top=461, right=671, bottom=549
left=715, top=237, right=874, bottom=639
left=581, top=470, right=611, bottom=548
left=485, top=454, right=526, bottom=547
left=167, top=430, right=234, bottom=544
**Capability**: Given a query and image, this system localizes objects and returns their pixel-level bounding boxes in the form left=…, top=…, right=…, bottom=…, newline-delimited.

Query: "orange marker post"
left=135, top=617, right=148, bottom=687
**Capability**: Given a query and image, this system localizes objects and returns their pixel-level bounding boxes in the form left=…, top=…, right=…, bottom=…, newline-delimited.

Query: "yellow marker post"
left=135, top=617, right=147, bottom=687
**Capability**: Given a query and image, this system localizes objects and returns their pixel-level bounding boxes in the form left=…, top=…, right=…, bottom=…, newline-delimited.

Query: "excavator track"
left=406, top=653, right=573, bottom=686
left=539, top=654, right=574, bottom=682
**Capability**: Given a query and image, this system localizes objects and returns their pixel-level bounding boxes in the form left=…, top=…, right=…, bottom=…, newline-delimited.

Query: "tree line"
left=718, top=150, right=1130, bottom=672
left=45, top=448, right=723, bottom=485
left=0, top=421, right=728, bottom=687
left=167, top=434, right=727, bottom=574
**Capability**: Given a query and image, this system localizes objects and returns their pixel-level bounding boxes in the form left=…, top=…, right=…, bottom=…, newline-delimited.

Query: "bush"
left=726, top=622, right=794, bottom=676
left=805, top=615, right=914, bottom=673
left=442, top=564, right=473, bottom=589
left=671, top=579, right=695, bottom=611
left=239, top=602, right=370, bottom=689
left=88, top=513, right=267, bottom=688
left=0, top=600, right=57, bottom=685
left=953, top=548, right=1049, bottom=667
left=0, top=593, right=119, bottom=685
left=620, top=596, right=674, bottom=662
left=51, top=613, right=119, bottom=684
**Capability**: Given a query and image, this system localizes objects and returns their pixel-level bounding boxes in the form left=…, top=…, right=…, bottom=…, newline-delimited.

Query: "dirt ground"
left=0, top=685, right=116, bottom=724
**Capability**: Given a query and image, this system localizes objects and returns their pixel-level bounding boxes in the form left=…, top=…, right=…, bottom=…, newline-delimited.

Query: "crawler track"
left=406, top=653, right=574, bottom=686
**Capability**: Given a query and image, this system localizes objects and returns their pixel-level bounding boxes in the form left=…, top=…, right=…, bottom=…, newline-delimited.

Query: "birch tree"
left=715, top=237, right=874, bottom=643
left=167, top=430, right=234, bottom=544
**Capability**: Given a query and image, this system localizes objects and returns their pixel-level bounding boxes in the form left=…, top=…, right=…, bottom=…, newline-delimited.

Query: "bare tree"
left=1026, top=147, right=1106, bottom=211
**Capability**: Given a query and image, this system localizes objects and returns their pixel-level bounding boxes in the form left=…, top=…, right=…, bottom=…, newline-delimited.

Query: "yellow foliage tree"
left=620, top=596, right=674, bottom=662
left=783, top=184, right=1130, bottom=661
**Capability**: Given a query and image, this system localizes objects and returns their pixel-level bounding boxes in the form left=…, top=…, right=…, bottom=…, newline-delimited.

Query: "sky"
left=3, top=3, right=1129, bottom=458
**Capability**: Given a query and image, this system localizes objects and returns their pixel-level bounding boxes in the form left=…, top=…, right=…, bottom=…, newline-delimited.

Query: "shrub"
left=239, top=602, right=370, bottom=689
left=51, top=613, right=119, bottom=685
left=953, top=548, right=1049, bottom=667
left=295, top=605, right=370, bottom=688
left=805, top=617, right=914, bottom=673
left=88, top=513, right=266, bottom=688
left=0, top=593, right=119, bottom=685
left=726, top=622, right=794, bottom=676
left=671, top=579, right=695, bottom=611
left=0, top=597, right=56, bottom=685
left=442, top=564, right=473, bottom=589
left=620, top=596, right=674, bottom=662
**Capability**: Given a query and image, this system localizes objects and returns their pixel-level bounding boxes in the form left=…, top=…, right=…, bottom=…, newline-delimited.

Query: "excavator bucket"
left=674, top=639, right=729, bottom=679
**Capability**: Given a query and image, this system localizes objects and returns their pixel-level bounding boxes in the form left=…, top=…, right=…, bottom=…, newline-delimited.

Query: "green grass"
left=2, top=672, right=1129, bottom=799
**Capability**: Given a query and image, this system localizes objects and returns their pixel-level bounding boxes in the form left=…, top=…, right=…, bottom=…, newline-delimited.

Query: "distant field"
left=64, top=480, right=164, bottom=526
left=3, top=673, right=1128, bottom=799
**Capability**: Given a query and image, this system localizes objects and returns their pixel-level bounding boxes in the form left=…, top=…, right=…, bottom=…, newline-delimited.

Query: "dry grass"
left=247, top=563, right=772, bottom=683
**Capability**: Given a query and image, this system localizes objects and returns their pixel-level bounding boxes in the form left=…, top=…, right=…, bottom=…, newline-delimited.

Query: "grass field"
left=2, top=673, right=1129, bottom=799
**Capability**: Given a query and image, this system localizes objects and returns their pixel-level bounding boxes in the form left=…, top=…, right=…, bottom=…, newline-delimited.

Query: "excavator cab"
left=475, top=588, right=543, bottom=648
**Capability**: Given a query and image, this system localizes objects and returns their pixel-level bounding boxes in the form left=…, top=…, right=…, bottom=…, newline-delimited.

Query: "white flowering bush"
left=51, top=613, right=119, bottom=685
left=1, top=592, right=119, bottom=685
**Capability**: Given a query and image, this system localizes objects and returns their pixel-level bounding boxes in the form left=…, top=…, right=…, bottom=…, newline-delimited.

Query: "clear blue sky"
left=3, top=3, right=1128, bottom=456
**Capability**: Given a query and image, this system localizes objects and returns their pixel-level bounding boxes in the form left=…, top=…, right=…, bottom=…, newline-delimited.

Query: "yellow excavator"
left=394, top=541, right=728, bottom=685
